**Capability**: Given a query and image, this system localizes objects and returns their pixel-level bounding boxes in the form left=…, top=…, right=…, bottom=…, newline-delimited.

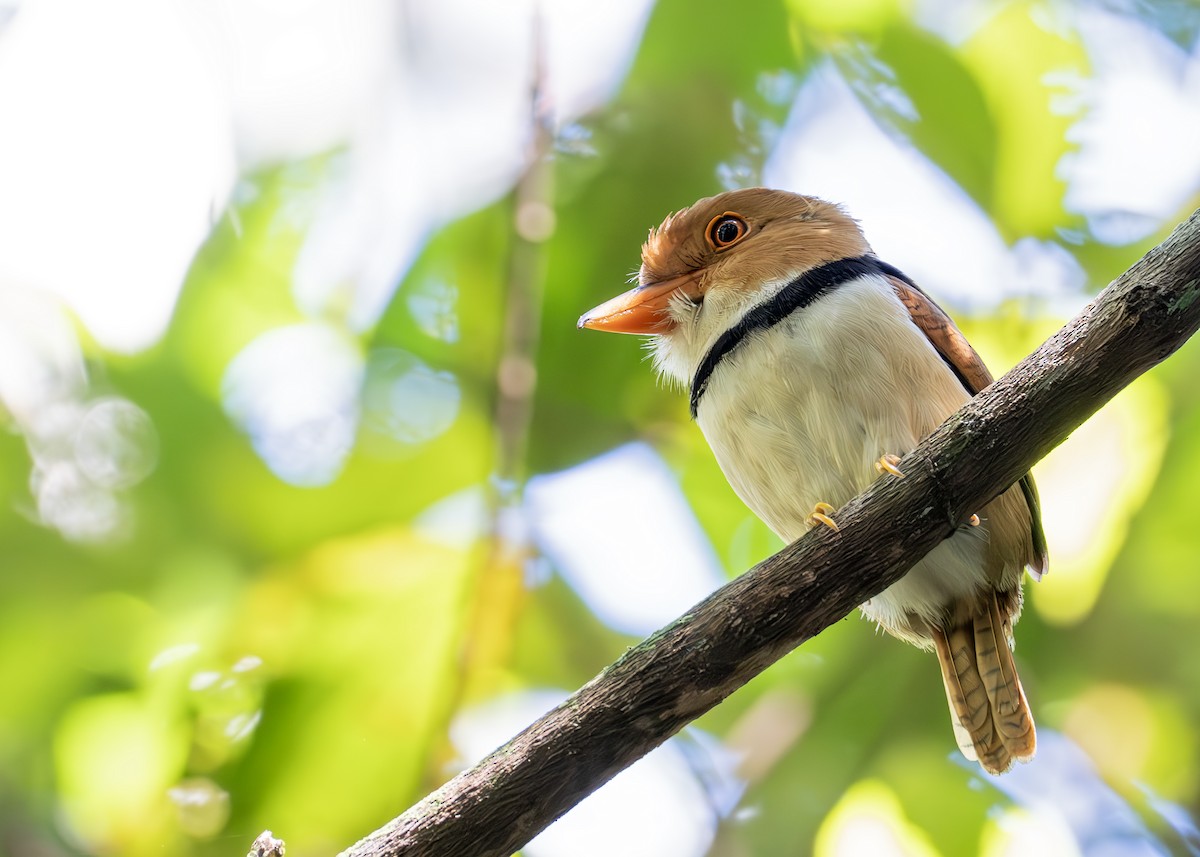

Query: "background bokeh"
left=2, top=0, right=1200, bottom=855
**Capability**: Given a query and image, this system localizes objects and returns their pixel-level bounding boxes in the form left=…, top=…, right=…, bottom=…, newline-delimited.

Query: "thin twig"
left=424, top=7, right=558, bottom=784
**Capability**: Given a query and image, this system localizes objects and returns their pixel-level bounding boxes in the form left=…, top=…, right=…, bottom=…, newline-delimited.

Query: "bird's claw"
left=875, top=453, right=905, bottom=479
left=807, top=502, right=840, bottom=532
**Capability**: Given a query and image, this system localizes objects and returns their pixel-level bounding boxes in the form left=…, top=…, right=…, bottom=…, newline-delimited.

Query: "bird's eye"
left=706, top=213, right=749, bottom=249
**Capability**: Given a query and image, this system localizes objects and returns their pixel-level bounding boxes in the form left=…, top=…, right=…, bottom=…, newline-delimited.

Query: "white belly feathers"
left=689, top=274, right=990, bottom=640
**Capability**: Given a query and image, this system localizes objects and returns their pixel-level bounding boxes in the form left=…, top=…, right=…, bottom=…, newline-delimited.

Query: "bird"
left=577, top=187, right=1047, bottom=775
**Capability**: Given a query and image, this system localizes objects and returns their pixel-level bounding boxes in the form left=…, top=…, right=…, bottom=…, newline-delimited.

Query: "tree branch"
left=335, top=208, right=1200, bottom=857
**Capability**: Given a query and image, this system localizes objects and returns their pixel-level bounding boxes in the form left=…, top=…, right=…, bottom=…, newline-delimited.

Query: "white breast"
left=676, top=274, right=992, bottom=642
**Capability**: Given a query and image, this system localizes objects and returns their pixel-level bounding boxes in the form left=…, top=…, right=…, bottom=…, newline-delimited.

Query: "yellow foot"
left=875, top=453, right=905, bottom=478
left=807, top=502, right=840, bottom=532
left=967, top=513, right=980, bottom=527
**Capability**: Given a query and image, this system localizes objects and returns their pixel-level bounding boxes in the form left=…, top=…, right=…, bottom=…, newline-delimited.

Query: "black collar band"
left=689, top=255, right=902, bottom=418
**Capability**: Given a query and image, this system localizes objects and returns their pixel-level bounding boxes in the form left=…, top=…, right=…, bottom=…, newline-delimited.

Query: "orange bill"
left=577, top=272, right=702, bottom=334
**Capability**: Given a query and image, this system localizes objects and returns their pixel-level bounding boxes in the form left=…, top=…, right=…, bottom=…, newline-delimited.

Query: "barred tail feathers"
left=931, top=595, right=1036, bottom=775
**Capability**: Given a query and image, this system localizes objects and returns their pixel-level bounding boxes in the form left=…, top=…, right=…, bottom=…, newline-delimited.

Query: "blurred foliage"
left=3, top=1, right=1200, bottom=856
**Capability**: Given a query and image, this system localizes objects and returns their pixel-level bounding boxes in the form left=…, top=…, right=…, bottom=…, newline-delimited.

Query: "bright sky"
left=0, top=0, right=655, bottom=354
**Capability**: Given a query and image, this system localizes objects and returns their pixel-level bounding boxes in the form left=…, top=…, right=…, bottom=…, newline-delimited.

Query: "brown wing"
left=886, top=271, right=1049, bottom=579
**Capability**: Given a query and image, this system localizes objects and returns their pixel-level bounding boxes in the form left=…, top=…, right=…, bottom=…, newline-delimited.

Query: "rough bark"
left=330, top=207, right=1200, bottom=857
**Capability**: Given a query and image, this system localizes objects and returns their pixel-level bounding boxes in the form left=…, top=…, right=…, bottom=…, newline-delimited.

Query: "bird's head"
left=578, top=188, right=870, bottom=342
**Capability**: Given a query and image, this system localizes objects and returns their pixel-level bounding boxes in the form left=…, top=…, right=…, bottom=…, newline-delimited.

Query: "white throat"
left=649, top=273, right=798, bottom=391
